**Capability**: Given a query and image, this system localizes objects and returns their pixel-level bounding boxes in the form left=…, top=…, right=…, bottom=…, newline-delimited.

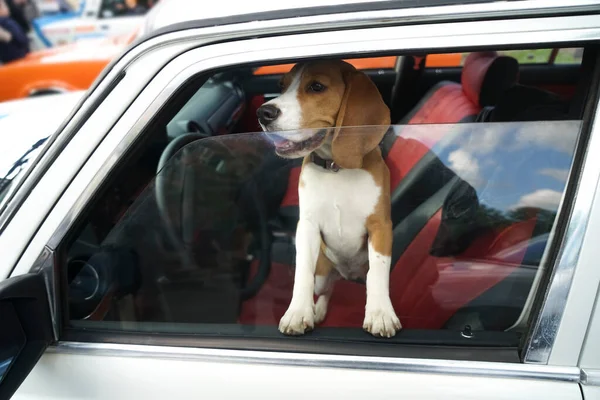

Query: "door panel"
left=13, top=351, right=582, bottom=400
left=582, top=386, right=600, bottom=400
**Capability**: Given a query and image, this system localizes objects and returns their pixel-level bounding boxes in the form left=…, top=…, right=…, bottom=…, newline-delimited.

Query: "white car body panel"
left=0, top=91, right=84, bottom=181
left=0, top=44, right=187, bottom=280
left=0, top=90, right=83, bottom=119
left=1, top=1, right=600, bottom=399
left=13, top=351, right=581, bottom=400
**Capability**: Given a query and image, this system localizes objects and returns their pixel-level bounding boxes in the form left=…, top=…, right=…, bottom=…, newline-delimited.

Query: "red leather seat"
left=386, top=51, right=519, bottom=188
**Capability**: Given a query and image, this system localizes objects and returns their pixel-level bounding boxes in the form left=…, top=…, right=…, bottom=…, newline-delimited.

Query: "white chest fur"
left=298, top=163, right=381, bottom=278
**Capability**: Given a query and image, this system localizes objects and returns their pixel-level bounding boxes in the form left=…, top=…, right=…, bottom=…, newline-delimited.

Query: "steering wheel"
left=155, top=132, right=272, bottom=300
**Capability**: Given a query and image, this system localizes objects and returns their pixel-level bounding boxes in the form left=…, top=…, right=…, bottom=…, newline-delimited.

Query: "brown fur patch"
left=363, top=147, right=393, bottom=257
left=315, top=241, right=334, bottom=277
left=331, top=68, right=390, bottom=169
left=293, top=61, right=349, bottom=129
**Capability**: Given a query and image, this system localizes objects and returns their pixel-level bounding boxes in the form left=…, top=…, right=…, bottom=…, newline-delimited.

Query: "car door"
left=1, top=2, right=599, bottom=399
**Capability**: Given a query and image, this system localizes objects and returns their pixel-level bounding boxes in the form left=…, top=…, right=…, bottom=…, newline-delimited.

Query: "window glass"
left=431, top=48, right=583, bottom=67
left=555, top=48, right=585, bottom=65
left=64, top=121, right=581, bottom=338
left=61, top=50, right=589, bottom=348
left=456, top=49, right=552, bottom=66
left=497, top=49, right=553, bottom=64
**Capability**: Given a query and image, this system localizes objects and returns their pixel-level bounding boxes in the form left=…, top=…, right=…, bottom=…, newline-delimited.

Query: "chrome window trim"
left=524, top=76, right=600, bottom=365
left=582, top=369, right=600, bottom=386
left=144, top=0, right=600, bottom=38
left=2, top=0, right=600, bottom=233
left=50, top=341, right=582, bottom=383
left=22, top=14, right=600, bottom=368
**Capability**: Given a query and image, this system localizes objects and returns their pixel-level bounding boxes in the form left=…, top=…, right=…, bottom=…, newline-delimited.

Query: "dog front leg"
left=363, top=220, right=401, bottom=338
left=279, top=218, right=321, bottom=335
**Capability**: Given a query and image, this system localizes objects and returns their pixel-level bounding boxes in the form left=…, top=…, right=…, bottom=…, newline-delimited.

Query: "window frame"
left=7, top=10, right=600, bottom=377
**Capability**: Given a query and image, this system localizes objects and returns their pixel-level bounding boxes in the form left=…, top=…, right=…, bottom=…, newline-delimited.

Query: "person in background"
left=5, top=0, right=29, bottom=33
left=0, top=0, right=29, bottom=64
left=115, top=0, right=146, bottom=16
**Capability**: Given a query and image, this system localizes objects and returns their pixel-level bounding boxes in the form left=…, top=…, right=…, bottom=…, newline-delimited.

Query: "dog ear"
left=331, top=69, right=391, bottom=169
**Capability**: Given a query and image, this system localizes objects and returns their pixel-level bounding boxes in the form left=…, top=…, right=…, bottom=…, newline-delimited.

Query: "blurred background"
left=0, top=0, right=158, bottom=104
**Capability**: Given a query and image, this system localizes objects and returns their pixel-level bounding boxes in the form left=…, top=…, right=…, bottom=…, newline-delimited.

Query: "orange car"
left=0, top=39, right=461, bottom=103
left=0, top=31, right=136, bottom=102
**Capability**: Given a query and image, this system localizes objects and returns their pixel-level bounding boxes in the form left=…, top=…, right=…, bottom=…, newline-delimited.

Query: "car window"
left=58, top=50, right=589, bottom=356
left=554, top=48, right=585, bottom=65
left=64, top=121, right=581, bottom=339
left=496, top=49, right=553, bottom=64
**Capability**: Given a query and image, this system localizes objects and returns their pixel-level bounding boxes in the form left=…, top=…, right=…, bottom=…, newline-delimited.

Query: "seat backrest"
left=395, top=51, right=519, bottom=125
left=384, top=52, right=519, bottom=190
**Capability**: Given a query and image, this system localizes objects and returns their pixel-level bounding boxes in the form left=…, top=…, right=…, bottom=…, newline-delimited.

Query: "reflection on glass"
left=66, top=121, right=581, bottom=337
left=0, top=357, right=14, bottom=385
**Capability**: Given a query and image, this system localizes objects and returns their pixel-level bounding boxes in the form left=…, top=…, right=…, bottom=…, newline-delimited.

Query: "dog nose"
left=257, top=104, right=281, bottom=124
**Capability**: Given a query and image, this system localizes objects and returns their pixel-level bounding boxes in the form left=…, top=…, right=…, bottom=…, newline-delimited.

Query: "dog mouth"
left=267, top=129, right=328, bottom=157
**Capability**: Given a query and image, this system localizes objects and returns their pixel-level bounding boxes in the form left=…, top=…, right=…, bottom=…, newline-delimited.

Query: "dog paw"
left=363, top=302, right=401, bottom=338
left=279, top=304, right=315, bottom=335
left=314, top=296, right=329, bottom=324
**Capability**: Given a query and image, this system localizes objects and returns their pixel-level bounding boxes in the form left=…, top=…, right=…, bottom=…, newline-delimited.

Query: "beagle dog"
left=257, top=60, right=401, bottom=338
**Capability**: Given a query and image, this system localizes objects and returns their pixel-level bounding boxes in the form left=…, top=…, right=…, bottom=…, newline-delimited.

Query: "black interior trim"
left=62, top=325, right=520, bottom=363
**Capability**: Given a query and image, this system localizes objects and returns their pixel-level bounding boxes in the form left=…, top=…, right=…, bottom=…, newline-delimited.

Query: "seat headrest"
left=486, top=84, right=569, bottom=122
left=461, top=51, right=519, bottom=107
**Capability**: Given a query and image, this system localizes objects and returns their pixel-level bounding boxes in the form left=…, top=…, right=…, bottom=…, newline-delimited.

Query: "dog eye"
left=307, top=81, right=326, bottom=93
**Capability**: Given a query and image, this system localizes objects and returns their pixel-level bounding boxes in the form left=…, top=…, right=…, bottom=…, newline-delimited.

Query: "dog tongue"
left=269, top=134, right=289, bottom=147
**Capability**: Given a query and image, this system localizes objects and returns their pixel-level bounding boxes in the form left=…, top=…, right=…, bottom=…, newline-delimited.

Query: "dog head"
left=257, top=60, right=390, bottom=168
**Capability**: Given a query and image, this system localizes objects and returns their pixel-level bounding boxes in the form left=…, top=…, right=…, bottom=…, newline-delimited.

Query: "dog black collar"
left=310, top=153, right=340, bottom=172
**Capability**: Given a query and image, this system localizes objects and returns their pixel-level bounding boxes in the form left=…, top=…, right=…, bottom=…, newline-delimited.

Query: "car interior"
left=61, top=46, right=595, bottom=347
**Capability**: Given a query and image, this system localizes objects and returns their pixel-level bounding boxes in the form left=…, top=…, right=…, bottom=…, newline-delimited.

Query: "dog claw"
left=279, top=305, right=315, bottom=335
left=363, top=303, right=402, bottom=338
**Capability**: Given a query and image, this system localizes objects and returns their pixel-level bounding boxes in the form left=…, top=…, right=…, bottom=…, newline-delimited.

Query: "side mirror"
left=0, top=274, right=54, bottom=399
left=101, top=9, right=114, bottom=18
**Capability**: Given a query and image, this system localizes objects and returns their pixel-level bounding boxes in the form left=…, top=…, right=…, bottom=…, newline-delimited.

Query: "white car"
left=30, top=0, right=150, bottom=49
left=1, top=0, right=600, bottom=399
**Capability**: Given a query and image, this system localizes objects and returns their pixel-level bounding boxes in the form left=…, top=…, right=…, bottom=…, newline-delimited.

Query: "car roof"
left=140, top=0, right=498, bottom=35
